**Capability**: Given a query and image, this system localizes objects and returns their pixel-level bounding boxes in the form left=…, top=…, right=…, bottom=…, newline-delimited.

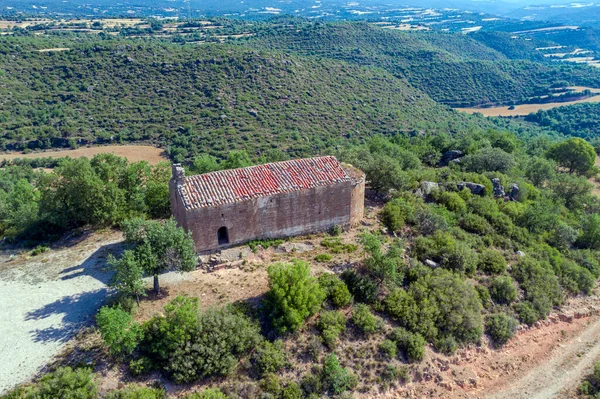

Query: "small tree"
left=485, top=313, right=518, bottom=347
left=123, top=218, right=196, bottom=294
left=361, top=233, right=403, bottom=287
left=108, top=250, right=146, bottom=304
left=96, top=306, right=142, bottom=359
left=265, top=260, right=325, bottom=333
left=546, top=137, right=596, bottom=175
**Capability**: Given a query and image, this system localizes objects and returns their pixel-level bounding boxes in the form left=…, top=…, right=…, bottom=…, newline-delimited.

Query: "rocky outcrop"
left=457, top=182, right=485, bottom=196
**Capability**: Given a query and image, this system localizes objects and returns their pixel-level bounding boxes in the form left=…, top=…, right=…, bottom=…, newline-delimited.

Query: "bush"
left=281, top=382, right=303, bottom=399
left=383, top=288, right=419, bottom=331
left=558, top=260, right=595, bottom=295
left=315, top=253, right=332, bottom=262
left=514, top=301, right=538, bottom=325
left=340, top=269, right=378, bottom=304
left=350, top=304, right=379, bottom=335
left=485, top=313, right=518, bottom=347
left=461, top=147, right=515, bottom=173
left=265, top=260, right=326, bottom=333
left=489, top=276, right=518, bottom=305
left=300, top=373, right=323, bottom=397
left=26, top=367, right=97, bottom=399
left=475, top=285, right=492, bottom=309
left=319, top=273, right=352, bottom=308
left=317, top=311, right=347, bottom=347
left=512, top=258, right=563, bottom=320
left=128, top=357, right=154, bottom=377
left=414, top=208, right=449, bottom=236
left=141, top=297, right=261, bottom=383
left=96, top=305, right=142, bottom=359
left=378, top=339, right=397, bottom=359
left=106, top=385, right=166, bottom=399
left=408, top=269, right=483, bottom=344
left=460, top=213, right=492, bottom=235
left=321, top=353, right=357, bottom=395
left=252, top=340, right=286, bottom=377
left=390, top=328, right=426, bottom=362
left=183, top=388, right=228, bottom=399
left=381, top=200, right=405, bottom=232
left=260, top=374, right=282, bottom=396
left=434, top=335, right=458, bottom=355
left=578, top=361, right=600, bottom=397
left=438, top=191, right=467, bottom=214
left=478, top=250, right=507, bottom=274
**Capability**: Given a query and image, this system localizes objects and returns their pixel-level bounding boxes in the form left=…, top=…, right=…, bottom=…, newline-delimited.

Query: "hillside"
left=242, top=22, right=600, bottom=107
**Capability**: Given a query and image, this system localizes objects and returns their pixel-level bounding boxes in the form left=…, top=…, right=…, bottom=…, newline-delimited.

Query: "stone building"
left=169, top=156, right=365, bottom=252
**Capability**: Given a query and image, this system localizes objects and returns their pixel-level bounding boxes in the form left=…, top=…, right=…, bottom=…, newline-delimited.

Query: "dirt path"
left=0, top=231, right=123, bottom=394
left=487, top=315, right=600, bottom=399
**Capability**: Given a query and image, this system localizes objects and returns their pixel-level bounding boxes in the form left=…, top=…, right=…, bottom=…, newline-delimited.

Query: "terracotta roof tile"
left=177, top=156, right=352, bottom=209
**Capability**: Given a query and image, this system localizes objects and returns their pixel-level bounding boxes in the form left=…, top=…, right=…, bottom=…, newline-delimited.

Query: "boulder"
left=425, top=259, right=439, bottom=268
left=510, top=183, right=520, bottom=201
left=421, top=181, right=439, bottom=195
left=457, top=182, right=485, bottom=196
left=491, top=178, right=505, bottom=198
left=439, top=150, right=463, bottom=166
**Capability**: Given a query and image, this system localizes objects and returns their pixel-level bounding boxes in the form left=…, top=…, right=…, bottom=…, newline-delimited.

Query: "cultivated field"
left=456, top=93, right=600, bottom=117
left=0, top=145, right=167, bottom=165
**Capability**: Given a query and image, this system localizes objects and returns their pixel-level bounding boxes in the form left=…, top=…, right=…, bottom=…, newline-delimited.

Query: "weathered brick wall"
left=183, top=182, right=357, bottom=252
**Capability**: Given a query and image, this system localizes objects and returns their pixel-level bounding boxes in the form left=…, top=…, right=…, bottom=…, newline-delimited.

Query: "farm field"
left=0, top=145, right=167, bottom=165
left=456, top=94, right=600, bottom=116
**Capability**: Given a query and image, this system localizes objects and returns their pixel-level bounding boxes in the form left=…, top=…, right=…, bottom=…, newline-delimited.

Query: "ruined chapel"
left=169, top=156, right=365, bottom=252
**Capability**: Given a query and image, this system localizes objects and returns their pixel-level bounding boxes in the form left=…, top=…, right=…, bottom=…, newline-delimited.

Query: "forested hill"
left=241, top=22, right=600, bottom=107
left=0, top=36, right=503, bottom=162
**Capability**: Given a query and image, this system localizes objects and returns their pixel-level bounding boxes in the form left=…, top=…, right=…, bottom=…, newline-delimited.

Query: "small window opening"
left=217, top=226, right=229, bottom=245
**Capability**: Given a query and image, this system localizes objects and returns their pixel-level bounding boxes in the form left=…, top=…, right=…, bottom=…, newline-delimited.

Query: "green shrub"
left=383, top=288, right=419, bottom=330
left=106, top=385, right=166, bottom=399
left=475, top=285, right=492, bottom=309
left=260, top=374, right=282, bottom=396
left=438, top=191, right=467, bottom=214
left=321, top=353, right=357, bottom=395
left=281, top=382, right=303, bottom=399
left=141, top=297, right=261, bottom=384
left=460, top=213, right=492, bottom=235
left=30, top=245, right=49, bottom=256
left=514, top=301, right=538, bottom=325
left=407, top=269, right=483, bottom=344
left=512, top=258, right=563, bottom=320
left=96, top=305, right=142, bottom=359
left=329, top=225, right=343, bottom=236
left=317, top=311, right=347, bottom=348
left=390, top=328, right=426, bottom=362
left=340, top=269, right=378, bottom=304
left=378, top=339, right=397, bottom=359
left=321, top=237, right=358, bottom=253
left=414, top=208, right=448, bottom=236
left=350, top=304, right=379, bottom=335
left=478, top=250, right=507, bottom=274
left=434, top=335, right=458, bottom=356
left=265, top=260, right=326, bottom=333
left=485, top=313, right=518, bottom=347
left=252, top=340, right=286, bottom=377
left=314, top=253, right=332, bottom=262
left=489, top=276, right=518, bottom=305
left=319, top=273, right=352, bottom=308
left=26, top=367, right=97, bottom=399
left=558, top=260, right=595, bottom=295
left=300, top=372, right=322, bottom=396
left=577, top=361, right=600, bottom=397
left=128, top=357, right=154, bottom=377
left=441, top=241, right=478, bottom=276
left=380, top=200, right=405, bottom=232
left=183, top=388, right=228, bottom=399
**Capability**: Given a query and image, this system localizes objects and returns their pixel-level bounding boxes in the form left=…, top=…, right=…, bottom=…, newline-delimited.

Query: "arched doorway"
left=217, top=226, right=229, bottom=245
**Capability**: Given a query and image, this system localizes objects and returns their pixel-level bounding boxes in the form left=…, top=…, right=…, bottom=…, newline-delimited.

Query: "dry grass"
left=0, top=145, right=167, bottom=165
left=456, top=94, right=600, bottom=117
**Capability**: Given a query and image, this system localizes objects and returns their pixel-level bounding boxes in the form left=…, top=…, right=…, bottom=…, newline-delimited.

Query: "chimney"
left=171, top=164, right=185, bottom=182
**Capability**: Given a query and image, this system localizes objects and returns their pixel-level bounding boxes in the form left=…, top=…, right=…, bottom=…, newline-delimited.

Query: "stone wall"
left=182, top=181, right=358, bottom=252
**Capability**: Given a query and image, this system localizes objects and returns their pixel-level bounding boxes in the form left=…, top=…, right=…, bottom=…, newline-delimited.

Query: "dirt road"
left=0, top=232, right=123, bottom=394
left=487, top=315, right=600, bottom=399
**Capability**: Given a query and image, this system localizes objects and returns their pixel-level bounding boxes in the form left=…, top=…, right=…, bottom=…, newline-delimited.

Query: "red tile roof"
left=177, top=156, right=353, bottom=209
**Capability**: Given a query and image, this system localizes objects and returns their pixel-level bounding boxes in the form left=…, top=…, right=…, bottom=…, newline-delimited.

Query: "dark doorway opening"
left=217, top=226, right=229, bottom=245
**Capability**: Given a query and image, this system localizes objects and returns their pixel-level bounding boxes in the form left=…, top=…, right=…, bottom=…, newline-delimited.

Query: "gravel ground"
left=0, top=232, right=123, bottom=394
